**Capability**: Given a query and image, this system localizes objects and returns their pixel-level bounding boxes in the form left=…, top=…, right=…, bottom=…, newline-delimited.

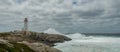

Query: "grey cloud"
left=72, top=9, right=105, bottom=19
left=0, top=0, right=120, bottom=33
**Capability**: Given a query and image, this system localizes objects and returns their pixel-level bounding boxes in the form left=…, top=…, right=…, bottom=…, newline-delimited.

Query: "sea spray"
left=43, top=28, right=64, bottom=35
left=54, top=32, right=120, bottom=52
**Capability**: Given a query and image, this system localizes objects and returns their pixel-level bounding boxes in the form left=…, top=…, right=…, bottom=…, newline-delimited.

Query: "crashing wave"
left=66, top=33, right=85, bottom=39
left=43, top=28, right=63, bottom=35
left=55, top=33, right=120, bottom=52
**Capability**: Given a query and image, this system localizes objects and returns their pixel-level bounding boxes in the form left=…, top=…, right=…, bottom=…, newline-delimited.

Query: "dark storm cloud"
left=72, top=9, right=105, bottom=19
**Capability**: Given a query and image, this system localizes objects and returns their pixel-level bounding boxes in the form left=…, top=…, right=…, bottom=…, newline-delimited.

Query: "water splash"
left=55, top=33, right=120, bottom=52
left=43, top=28, right=63, bottom=35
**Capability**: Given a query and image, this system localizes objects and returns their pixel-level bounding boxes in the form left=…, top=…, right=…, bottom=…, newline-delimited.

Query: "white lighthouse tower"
left=24, top=18, right=28, bottom=31
left=23, top=18, right=29, bottom=35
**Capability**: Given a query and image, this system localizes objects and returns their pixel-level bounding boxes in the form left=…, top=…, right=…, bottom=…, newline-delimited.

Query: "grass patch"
left=0, top=32, right=11, bottom=37
left=0, top=42, right=35, bottom=52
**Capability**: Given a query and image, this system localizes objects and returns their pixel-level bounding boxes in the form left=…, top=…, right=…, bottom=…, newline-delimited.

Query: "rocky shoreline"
left=0, top=31, right=72, bottom=52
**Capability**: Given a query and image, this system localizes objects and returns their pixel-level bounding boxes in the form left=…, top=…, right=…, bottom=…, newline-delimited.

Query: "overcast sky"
left=0, top=0, right=120, bottom=33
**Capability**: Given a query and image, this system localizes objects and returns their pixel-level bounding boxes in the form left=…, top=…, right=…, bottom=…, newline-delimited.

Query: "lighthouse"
left=23, top=18, right=29, bottom=35
left=24, top=18, right=28, bottom=31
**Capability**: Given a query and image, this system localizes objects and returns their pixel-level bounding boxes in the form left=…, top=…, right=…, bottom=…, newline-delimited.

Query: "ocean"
left=54, top=33, right=120, bottom=52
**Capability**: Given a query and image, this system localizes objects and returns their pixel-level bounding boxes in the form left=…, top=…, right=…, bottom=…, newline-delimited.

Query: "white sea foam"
left=54, top=32, right=120, bottom=52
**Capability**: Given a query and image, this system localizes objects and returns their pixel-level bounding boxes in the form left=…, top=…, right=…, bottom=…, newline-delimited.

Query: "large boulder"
left=45, top=34, right=72, bottom=43
left=28, top=33, right=72, bottom=46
